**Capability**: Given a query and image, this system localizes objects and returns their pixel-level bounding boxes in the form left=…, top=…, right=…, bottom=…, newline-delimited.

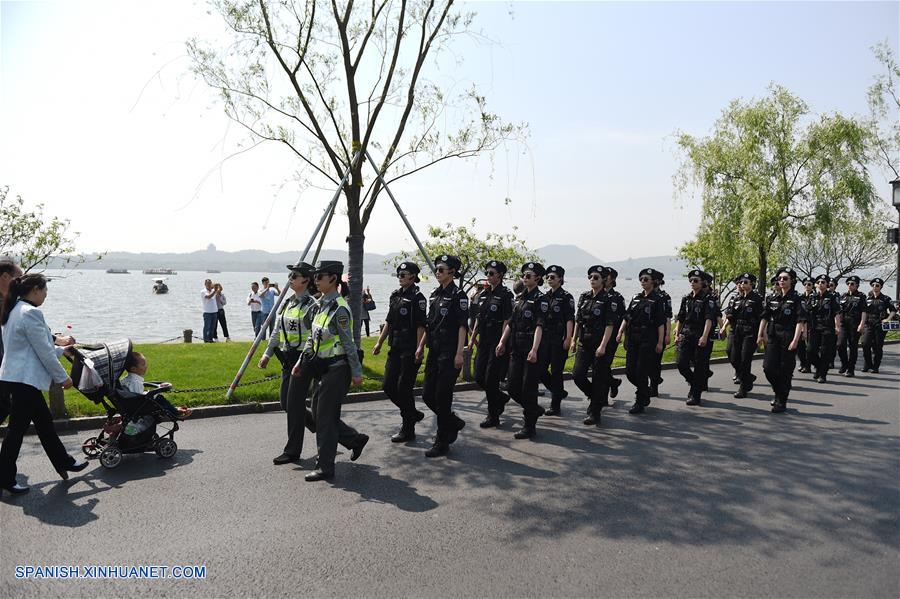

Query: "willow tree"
left=676, top=84, right=877, bottom=293
left=188, top=0, right=523, bottom=341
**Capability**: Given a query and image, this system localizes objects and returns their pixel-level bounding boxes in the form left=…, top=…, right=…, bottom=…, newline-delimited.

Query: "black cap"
left=639, top=268, right=655, bottom=279
left=687, top=269, right=707, bottom=280
left=651, top=269, right=665, bottom=282
left=396, top=262, right=421, bottom=276
left=846, top=275, right=860, bottom=284
left=815, top=274, right=831, bottom=284
left=775, top=266, right=797, bottom=280
left=735, top=272, right=757, bottom=284
left=484, top=260, right=507, bottom=275
left=870, top=277, right=885, bottom=286
left=286, top=261, right=314, bottom=276
left=434, top=254, right=462, bottom=272
left=587, top=264, right=606, bottom=276
left=313, top=260, right=344, bottom=276
left=521, top=262, right=546, bottom=277
left=802, top=277, right=813, bottom=285
left=546, top=265, right=565, bottom=277
left=606, top=267, right=618, bottom=278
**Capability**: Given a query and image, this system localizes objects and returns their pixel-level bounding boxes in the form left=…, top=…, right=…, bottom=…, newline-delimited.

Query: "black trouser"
left=539, top=331, right=568, bottom=406
left=763, top=325, right=797, bottom=403
left=277, top=349, right=310, bottom=458
left=215, top=308, right=229, bottom=339
left=0, top=382, right=75, bottom=487
left=797, top=337, right=809, bottom=370
left=836, top=320, right=861, bottom=372
left=730, top=325, right=758, bottom=392
left=422, top=349, right=461, bottom=443
left=363, top=319, right=370, bottom=337
left=861, top=323, right=886, bottom=369
left=382, top=350, right=420, bottom=424
left=652, top=339, right=666, bottom=387
left=310, top=362, right=362, bottom=473
left=0, top=382, right=9, bottom=427
left=572, top=336, right=617, bottom=414
left=625, top=335, right=656, bottom=406
left=474, top=332, right=509, bottom=418
left=506, top=345, right=546, bottom=426
left=807, top=326, right=836, bottom=377
left=676, top=330, right=710, bottom=401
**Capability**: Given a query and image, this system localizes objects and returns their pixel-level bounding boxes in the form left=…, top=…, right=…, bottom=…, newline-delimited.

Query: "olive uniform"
left=676, top=270, right=717, bottom=406
left=421, top=255, right=469, bottom=457
left=473, top=261, right=514, bottom=425
left=382, top=262, right=428, bottom=441
left=761, top=268, right=808, bottom=413
left=806, top=275, right=840, bottom=382
left=836, top=276, right=865, bottom=376
left=724, top=273, right=763, bottom=397
left=861, top=279, right=895, bottom=372
left=624, top=269, right=667, bottom=414
left=539, top=265, right=575, bottom=415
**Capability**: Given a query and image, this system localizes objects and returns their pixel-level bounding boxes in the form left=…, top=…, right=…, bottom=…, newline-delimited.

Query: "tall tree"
left=867, top=41, right=900, bottom=178
left=188, top=0, right=524, bottom=342
left=676, top=84, right=877, bottom=293
left=0, top=186, right=84, bottom=273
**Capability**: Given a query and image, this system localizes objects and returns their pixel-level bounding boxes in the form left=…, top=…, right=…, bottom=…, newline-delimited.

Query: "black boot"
left=838, top=365, right=847, bottom=374
left=479, top=415, right=500, bottom=428
left=514, top=424, right=536, bottom=439
left=610, top=378, right=621, bottom=398
left=771, top=400, right=786, bottom=414
left=424, top=439, right=449, bottom=458
left=391, top=422, right=415, bottom=443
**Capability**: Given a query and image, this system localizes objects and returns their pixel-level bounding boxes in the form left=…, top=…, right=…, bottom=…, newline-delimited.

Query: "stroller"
left=69, top=339, right=181, bottom=469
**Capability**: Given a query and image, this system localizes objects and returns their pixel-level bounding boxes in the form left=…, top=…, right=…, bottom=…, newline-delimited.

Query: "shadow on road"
left=330, top=463, right=439, bottom=512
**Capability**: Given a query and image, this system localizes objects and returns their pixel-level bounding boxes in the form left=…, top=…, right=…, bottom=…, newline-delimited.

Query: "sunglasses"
left=688, top=277, right=701, bottom=283
left=523, top=273, right=536, bottom=279
left=435, top=267, right=449, bottom=273
left=872, top=283, right=882, bottom=287
left=588, top=274, right=602, bottom=281
left=314, top=273, right=333, bottom=280
left=288, top=273, right=304, bottom=280
left=485, top=270, right=499, bottom=277
left=396, top=272, right=412, bottom=279
left=639, top=276, right=652, bottom=282
left=546, top=274, right=558, bottom=280
left=778, top=276, right=791, bottom=282
left=738, top=280, right=751, bottom=284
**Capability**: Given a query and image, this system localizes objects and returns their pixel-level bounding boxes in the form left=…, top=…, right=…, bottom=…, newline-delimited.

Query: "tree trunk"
left=347, top=231, right=365, bottom=350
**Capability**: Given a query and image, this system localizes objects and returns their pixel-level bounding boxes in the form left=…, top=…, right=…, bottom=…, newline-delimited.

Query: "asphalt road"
left=2, top=347, right=899, bottom=598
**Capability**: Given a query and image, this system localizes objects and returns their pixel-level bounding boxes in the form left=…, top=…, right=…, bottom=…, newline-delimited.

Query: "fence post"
left=183, top=329, right=193, bottom=343
left=49, top=383, right=69, bottom=420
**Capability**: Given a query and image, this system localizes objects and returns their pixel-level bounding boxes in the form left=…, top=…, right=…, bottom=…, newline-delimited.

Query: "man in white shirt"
left=247, top=281, right=263, bottom=337
left=201, top=279, right=219, bottom=342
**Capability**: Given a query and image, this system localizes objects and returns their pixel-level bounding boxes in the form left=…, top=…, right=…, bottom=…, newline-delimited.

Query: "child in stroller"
left=121, top=351, right=191, bottom=419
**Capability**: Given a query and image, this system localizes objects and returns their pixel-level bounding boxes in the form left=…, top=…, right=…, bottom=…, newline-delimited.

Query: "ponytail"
left=2, top=274, right=47, bottom=325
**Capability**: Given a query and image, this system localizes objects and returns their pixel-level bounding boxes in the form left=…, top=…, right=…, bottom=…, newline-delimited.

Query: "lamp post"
left=893, top=177, right=900, bottom=301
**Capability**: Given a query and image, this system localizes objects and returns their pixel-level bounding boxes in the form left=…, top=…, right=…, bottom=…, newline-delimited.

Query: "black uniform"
left=572, top=289, right=625, bottom=420
left=676, top=290, right=717, bottom=403
left=624, top=291, right=666, bottom=411
left=505, top=287, right=549, bottom=427
left=382, top=284, right=427, bottom=428
left=861, top=293, right=894, bottom=371
left=473, top=284, right=514, bottom=419
left=651, top=289, right=673, bottom=395
left=724, top=290, right=763, bottom=394
left=539, top=286, right=575, bottom=410
left=761, top=289, right=808, bottom=409
left=797, top=290, right=815, bottom=372
left=422, top=281, right=469, bottom=444
left=806, top=291, right=840, bottom=380
left=837, top=290, right=866, bottom=374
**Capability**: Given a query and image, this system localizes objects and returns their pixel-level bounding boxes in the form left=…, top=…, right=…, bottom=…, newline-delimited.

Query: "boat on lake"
left=106, top=268, right=130, bottom=274
left=143, top=268, right=177, bottom=275
left=152, top=278, right=169, bottom=294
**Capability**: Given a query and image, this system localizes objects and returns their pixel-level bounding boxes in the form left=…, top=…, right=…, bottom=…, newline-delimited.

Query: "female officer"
left=260, top=261, right=317, bottom=465
left=468, top=261, right=514, bottom=429
left=859, top=277, right=895, bottom=373
left=415, top=255, right=469, bottom=458
left=806, top=274, right=841, bottom=383
left=837, top=276, right=866, bottom=376
left=757, top=267, right=807, bottom=413
left=496, top=262, right=548, bottom=439
left=373, top=262, right=427, bottom=442
left=616, top=269, right=666, bottom=414
left=540, top=265, right=575, bottom=416
left=674, top=270, right=716, bottom=406
left=722, top=273, right=763, bottom=398
left=292, top=260, right=369, bottom=481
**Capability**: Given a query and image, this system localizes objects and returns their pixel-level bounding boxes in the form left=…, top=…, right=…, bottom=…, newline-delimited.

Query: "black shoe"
left=425, top=440, right=449, bottom=458
left=771, top=402, right=786, bottom=414
left=799, top=367, right=811, bottom=373
left=544, top=407, right=560, bottom=417
left=862, top=367, right=870, bottom=373
left=350, top=434, right=369, bottom=461
left=305, top=408, right=316, bottom=433
left=583, top=415, right=599, bottom=426
left=732, top=376, right=740, bottom=384
left=871, top=368, right=879, bottom=374
left=846, top=370, right=855, bottom=378
left=838, top=366, right=847, bottom=374
left=817, top=376, right=826, bottom=384
left=447, top=413, right=466, bottom=444
left=1, top=482, right=30, bottom=495
left=273, top=453, right=300, bottom=465
left=391, top=426, right=415, bottom=443
left=514, top=425, right=535, bottom=439
left=686, top=396, right=701, bottom=406
left=628, top=403, right=645, bottom=414
left=649, top=385, right=659, bottom=398
left=304, top=469, right=334, bottom=481
left=610, top=379, right=621, bottom=398
left=734, top=390, right=747, bottom=399
left=56, top=458, right=89, bottom=480
left=479, top=416, right=500, bottom=428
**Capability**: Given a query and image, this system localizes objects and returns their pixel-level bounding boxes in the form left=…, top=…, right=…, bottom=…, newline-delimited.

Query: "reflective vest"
left=278, top=297, right=312, bottom=350
left=312, top=296, right=353, bottom=358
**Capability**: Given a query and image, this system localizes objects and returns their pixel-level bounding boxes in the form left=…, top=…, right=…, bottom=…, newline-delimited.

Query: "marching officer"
left=292, top=260, right=369, bottom=481
left=496, top=262, right=548, bottom=438
left=806, top=274, right=841, bottom=383
left=572, top=265, right=624, bottom=426
left=373, top=262, right=427, bottom=442
left=722, top=272, right=763, bottom=398
left=837, top=275, right=866, bottom=377
left=797, top=278, right=815, bottom=373
left=617, top=268, right=666, bottom=414
left=674, top=269, right=716, bottom=406
left=469, top=260, right=514, bottom=429
left=415, top=255, right=469, bottom=458
left=859, top=277, right=896, bottom=373
left=540, top=265, right=575, bottom=416
left=650, top=270, right=672, bottom=397
left=757, top=267, right=807, bottom=413
left=259, top=261, right=316, bottom=465
left=604, top=267, right=625, bottom=400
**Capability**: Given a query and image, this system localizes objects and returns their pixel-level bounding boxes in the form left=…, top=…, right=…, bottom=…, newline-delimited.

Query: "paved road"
left=2, top=347, right=899, bottom=598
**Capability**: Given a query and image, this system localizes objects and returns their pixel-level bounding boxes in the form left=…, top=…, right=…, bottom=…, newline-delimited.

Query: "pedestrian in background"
left=201, top=279, right=219, bottom=343
left=361, top=287, right=375, bottom=337
left=213, top=283, right=230, bottom=342
left=258, top=277, right=280, bottom=340
left=247, top=281, right=262, bottom=337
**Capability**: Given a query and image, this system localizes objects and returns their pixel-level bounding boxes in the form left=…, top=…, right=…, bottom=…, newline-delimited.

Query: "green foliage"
left=0, top=186, right=86, bottom=273
left=676, top=84, right=878, bottom=292
left=391, top=218, right=541, bottom=294
left=867, top=41, right=900, bottom=178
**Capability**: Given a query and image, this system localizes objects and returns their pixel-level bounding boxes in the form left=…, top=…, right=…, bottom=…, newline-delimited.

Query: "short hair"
left=0, top=258, right=20, bottom=277
left=124, top=351, right=145, bottom=371
left=261, top=277, right=270, bottom=283
left=251, top=281, right=259, bottom=287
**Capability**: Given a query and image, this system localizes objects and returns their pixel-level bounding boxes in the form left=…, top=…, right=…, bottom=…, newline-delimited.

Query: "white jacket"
left=0, top=301, right=68, bottom=391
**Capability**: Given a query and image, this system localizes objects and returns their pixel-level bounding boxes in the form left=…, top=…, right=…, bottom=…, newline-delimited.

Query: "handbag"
left=364, top=299, right=376, bottom=311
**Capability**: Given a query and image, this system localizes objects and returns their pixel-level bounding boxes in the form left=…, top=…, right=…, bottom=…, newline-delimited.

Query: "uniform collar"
left=320, top=291, right=341, bottom=303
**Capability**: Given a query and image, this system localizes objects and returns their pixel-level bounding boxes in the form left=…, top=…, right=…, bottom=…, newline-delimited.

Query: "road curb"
left=4, top=340, right=897, bottom=436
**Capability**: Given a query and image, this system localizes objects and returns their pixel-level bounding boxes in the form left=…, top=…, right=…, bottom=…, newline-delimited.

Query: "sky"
left=1, top=0, right=898, bottom=262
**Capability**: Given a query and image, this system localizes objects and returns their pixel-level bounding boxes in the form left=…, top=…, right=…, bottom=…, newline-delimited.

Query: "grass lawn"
left=60, top=329, right=898, bottom=417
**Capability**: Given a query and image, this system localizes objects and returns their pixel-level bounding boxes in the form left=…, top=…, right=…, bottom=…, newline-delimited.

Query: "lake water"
left=33, top=268, right=895, bottom=344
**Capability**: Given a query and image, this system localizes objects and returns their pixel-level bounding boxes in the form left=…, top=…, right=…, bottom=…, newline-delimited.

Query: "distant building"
left=207, top=243, right=217, bottom=252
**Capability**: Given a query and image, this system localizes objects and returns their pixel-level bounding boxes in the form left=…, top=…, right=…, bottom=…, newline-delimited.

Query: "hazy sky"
left=2, top=1, right=898, bottom=261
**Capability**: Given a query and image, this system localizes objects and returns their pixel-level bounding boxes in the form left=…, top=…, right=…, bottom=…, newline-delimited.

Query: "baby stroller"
left=69, top=339, right=180, bottom=469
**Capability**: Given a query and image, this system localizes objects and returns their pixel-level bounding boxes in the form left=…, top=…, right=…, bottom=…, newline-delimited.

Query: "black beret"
left=484, top=260, right=507, bottom=275
left=846, top=275, right=860, bottom=284
left=651, top=269, right=665, bottom=281
left=735, top=272, right=757, bottom=284
left=587, top=264, right=607, bottom=277
left=639, top=268, right=655, bottom=278
left=775, top=266, right=797, bottom=280
left=687, top=269, right=705, bottom=280
left=287, top=261, right=314, bottom=276
left=606, top=267, right=618, bottom=278
left=313, top=260, right=343, bottom=276
left=546, top=265, right=565, bottom=277
left=815, top=274, right=831, bottom=284
left=802, top=278, right=813, bottom=285
left=396, top=262, right=421, bottom=275
left=434, top=254, right=462, bottom=272
left=521, top=262, right=546, bottom=277
left=870, top=277, right=885, bottom=286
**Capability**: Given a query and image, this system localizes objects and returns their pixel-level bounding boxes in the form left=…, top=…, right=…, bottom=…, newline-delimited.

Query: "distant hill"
left=604, top=255, right=690, bottom=278
left=534, top=244, right=602, bottom=272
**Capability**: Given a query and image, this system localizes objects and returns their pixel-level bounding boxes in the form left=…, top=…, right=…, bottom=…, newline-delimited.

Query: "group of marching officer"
left=261, top=257, right=897, bottom=480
